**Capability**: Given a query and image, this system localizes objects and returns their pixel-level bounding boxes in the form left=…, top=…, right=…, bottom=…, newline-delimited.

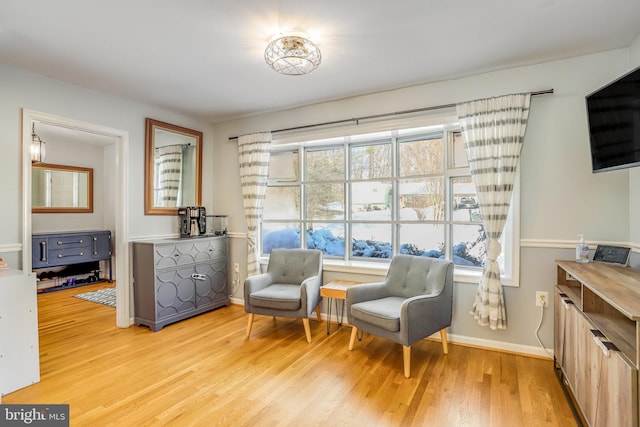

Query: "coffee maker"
left=178, top=206, right=206, bottom=237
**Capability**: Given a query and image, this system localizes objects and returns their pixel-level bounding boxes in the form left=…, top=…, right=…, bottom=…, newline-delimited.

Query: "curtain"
left=456, top=93, right=531, bottom=330
left=156, top=144, right=183, bottom=206
left=238, top=132, right=272, bottom=276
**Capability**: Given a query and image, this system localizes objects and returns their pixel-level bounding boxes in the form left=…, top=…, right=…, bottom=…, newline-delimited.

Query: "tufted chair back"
left=267, top=249, right=323, bottom=285
left=385, top=255, right=450, bottom=298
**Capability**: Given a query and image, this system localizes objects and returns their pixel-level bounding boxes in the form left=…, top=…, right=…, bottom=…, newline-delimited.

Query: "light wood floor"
left=4, top=283, right=577, bottom=426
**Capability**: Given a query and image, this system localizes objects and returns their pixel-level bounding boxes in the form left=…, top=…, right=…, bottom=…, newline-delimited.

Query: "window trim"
left=262, top=119, right=521, bottom=287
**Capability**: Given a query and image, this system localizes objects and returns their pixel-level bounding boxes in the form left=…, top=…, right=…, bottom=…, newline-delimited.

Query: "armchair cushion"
left=350, top=297, right=404, bottom=332
left=250, top=284, right=302, bottom=311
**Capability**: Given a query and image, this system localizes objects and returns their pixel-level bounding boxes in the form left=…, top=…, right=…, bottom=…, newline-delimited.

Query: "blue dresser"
left=32, top=230, right=112, bottom=283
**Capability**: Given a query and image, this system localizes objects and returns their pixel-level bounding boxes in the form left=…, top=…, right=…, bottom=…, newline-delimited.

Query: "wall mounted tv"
left=586, top=65, right=640, bottom=173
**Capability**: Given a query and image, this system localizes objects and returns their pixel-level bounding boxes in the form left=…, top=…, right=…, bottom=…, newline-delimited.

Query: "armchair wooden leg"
left=403, top=345, right=411, bottom=378
left=349, top=326, right=358, bottom=350
left=315, top=305, right=322, bottom=321
left=245, top=313, right=255, bottom=340
left=302, top=318, right=312, bottom=343
left=440, top=328, right=449, bottom=355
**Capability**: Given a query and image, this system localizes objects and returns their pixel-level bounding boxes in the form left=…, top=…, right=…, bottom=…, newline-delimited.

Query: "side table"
left=320, top=280, right=363, bottom=335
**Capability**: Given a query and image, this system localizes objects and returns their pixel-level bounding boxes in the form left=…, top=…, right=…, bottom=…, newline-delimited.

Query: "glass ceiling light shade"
left=264, top=34, right=321, bottom=75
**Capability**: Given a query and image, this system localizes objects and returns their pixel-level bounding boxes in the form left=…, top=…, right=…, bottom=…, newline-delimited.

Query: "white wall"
left=31, top=138, right=109, bottom=233
left=212, top=48, right=637, bottom=354
left=0, top=64, right=215, bottom=266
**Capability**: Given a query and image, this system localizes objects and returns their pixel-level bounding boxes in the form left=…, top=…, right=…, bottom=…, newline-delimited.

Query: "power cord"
left=535, top=304, right=553, bottom=358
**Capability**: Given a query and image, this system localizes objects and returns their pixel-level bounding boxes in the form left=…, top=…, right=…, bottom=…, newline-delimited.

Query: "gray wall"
left=1, top=38, right=639, bottom=356
left=0, top=64, right=215, bottom=263
left=213, top=47, right=640, bottom=355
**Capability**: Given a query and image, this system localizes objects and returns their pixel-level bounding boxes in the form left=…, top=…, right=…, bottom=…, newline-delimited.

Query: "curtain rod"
left=228, top=89, right=553, bottom=141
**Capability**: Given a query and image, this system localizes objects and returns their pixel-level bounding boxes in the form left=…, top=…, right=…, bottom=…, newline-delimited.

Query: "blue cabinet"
left=31, top=230, right=112, bottom=282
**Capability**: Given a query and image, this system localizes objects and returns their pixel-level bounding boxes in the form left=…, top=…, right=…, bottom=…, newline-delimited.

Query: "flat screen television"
left=586, top=66, right=640, bottom=172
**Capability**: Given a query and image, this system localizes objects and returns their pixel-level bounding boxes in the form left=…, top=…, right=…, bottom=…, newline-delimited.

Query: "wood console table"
left=555, top=260, right=640, bottom=426
left=320, top=280, right=363, bottom=335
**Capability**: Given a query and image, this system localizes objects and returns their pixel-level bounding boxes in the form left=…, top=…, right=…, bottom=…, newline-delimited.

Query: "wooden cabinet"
left=132, top=236, right=229, bottom=331
left=555, top=261, right=640, bottom=426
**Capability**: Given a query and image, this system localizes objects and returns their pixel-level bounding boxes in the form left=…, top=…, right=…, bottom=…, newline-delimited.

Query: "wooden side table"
left=320, top=280, right=363, bottom=335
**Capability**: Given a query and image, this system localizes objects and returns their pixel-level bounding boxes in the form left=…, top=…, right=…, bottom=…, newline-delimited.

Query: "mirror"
left=145, top=118, right=203, bottom=215
left=32, top=163, right=93, bottom=213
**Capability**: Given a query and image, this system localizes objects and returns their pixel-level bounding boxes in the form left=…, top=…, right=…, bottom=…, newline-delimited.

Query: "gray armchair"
left=244, top=249, right=323, bottom=343
left=346, top=255, right=453, bottom=378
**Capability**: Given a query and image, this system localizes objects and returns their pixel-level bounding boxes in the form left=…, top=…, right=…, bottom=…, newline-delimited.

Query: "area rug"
left=74, top=288, right=116, bottom=308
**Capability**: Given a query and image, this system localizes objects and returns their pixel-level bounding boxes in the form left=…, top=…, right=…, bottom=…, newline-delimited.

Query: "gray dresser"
left=132, top=236, right=229, bottom=331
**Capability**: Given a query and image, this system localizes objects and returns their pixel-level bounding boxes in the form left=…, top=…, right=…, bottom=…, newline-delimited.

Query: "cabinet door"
left=91, top=232, right=111, bottom=260
left=194, top=260, right=228, bottom=308
left=554, top=288, right=567, bottom=368
left=561, top=296, right=580, bottom=394
left=32, top=236, right=49, bottom=268
left=155, top=267, right=197, bottom=320
left=593, top=349, right=637, bottom=426
left=0, top=272, right=40, bottom=395
left=575, top=311, right=637, bottom=427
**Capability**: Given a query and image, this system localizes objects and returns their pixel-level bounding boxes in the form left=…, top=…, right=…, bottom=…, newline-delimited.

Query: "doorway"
left=22, top=109, right=130, bottom=327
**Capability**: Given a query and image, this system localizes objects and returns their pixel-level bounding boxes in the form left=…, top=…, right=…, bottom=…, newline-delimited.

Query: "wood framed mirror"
left=145, top=118, right=203, bottom=215
left=32, top=163, right=94, bottom=213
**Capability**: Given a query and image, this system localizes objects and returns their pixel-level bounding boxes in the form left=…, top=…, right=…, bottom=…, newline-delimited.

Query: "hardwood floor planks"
left=3, top=283, right=577, bottom=426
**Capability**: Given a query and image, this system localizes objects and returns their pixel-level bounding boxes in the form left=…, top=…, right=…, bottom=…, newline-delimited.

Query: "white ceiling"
left=2, top=0, right=639, bottom=124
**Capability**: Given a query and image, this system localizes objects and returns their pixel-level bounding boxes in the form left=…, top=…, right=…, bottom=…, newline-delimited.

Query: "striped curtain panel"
left=238, top=132, right=272, bottom=276
left=156, top=144, right=183, bottom=206
left=456, top=93, right=531, bottom=330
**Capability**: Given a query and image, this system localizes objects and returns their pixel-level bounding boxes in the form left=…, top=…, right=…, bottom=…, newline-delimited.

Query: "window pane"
left=306, top=147, right=344, bottom=181
left=452, top=176, right=480, bottom=221
left=269, top=150, right=299, bottom=182
left=398, top=223, right=444, bottom=258
left=306, top=183, right=344, bottom=220
left=350, top=143, right=392, bottom=179
left=306, top=223, right=345, bottom=256
left=261, top=224, right=300, bottom=255
left=398, top=177, right=444, bottom=221
left=351, top=223, right=392, bottom=259
left=451, top=132, right=468, bottom=168
left=399, top=136, right=444, bottom=176
left=264, top=186, right=300, bottom=220
left=452, top=224, right=486, bottom=267
left=351, top=181, right=392, bottom=220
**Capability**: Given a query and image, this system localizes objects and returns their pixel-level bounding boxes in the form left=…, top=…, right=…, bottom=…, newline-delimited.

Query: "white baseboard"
left=230, top=297, right=554, bottom=359
left=444, top=333, right=553, bottom=359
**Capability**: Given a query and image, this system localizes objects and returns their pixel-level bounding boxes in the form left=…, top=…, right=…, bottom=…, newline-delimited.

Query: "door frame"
left=22, top=109, right=131, bottom=328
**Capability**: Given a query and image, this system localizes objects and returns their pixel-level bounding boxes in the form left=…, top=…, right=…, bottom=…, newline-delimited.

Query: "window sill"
left=259, top=257, right=515, bottom=285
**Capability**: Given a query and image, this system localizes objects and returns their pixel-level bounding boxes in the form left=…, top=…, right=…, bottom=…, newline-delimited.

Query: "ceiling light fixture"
left=31, top=123, right=46, bottom=163
left=264, top=33, right=321, bottom=76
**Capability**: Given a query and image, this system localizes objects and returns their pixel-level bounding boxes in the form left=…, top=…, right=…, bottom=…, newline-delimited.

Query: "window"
left=262, top=123, right=519, bottom=284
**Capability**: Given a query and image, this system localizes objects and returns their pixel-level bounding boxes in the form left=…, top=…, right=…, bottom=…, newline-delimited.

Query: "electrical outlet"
left=536, top=291, right=549, bottom=307
left=234, top=262, right=240, bottom=273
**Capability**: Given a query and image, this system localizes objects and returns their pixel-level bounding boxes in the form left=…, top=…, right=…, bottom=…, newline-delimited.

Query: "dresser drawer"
left=48, top=248, right=91, bottom=265
left=32, top=230, right=112, bottom=269
left=51, top=234, right=90, bottom=249
left=154, top=238, right=226, bottom=270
